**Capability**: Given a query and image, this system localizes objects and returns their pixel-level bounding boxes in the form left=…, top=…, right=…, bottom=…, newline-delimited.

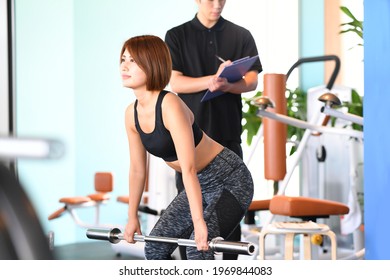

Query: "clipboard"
left=201, top=55, right=259, bottom=102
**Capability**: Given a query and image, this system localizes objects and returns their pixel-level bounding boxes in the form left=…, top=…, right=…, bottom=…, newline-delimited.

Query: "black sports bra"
left=134, top=90, right=203, bottom=162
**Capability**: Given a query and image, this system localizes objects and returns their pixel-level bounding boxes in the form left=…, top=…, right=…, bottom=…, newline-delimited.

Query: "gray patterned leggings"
left=144, top=148, right=254, bottom=260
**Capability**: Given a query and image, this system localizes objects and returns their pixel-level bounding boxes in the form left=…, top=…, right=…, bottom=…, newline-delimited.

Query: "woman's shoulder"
left=125, top=101, right=135, bottom=114
left=161, top=90, right=193, bottom=121
left=124, top=102, right=136, bottom=124
left=162, top=90, right=181, bottom=103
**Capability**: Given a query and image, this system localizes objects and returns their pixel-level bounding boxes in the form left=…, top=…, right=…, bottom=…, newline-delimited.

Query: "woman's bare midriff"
left=166, top=133, right=224, bottom=173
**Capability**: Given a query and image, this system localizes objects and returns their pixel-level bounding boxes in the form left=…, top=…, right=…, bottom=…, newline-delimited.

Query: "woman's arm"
left=162, top=93, right=209, bottom=251
left=123, top=103, right=148, bottom=243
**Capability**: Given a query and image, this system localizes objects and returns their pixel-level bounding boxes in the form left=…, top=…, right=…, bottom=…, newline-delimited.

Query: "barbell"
left=86, top=227, right=255, bottom=256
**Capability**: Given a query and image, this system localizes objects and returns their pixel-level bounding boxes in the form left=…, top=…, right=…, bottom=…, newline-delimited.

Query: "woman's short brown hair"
left=120, top=35, right=172, bottom=91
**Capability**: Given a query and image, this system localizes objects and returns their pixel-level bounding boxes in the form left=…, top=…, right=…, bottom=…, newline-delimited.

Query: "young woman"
left=121, top=35, right=253, bottom=260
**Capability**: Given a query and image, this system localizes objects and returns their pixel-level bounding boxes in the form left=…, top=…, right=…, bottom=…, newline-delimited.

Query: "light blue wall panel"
left=15, top=0, right=77, bottom=245
left=299, top=0, right=325, bottom=90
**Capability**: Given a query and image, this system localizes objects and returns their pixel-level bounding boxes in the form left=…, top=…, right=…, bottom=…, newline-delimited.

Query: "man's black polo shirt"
left=165, top=15, right=262, bottom=144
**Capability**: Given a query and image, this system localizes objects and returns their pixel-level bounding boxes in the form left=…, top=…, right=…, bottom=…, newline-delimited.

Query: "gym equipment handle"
left=86, top=228, right=255, bottom=256
left=285, top=55, right=340, bottom=90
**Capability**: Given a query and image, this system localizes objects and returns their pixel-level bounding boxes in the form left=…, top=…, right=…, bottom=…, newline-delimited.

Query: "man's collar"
left=190, top=14, right=226, bottom=31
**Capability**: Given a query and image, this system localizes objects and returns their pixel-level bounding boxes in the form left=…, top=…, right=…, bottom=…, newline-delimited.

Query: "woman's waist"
left=166, top=136, right=224, bottom=172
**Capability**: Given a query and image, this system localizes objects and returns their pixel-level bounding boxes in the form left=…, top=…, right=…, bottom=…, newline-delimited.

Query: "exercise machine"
left=243, top=55, right=363, bottom=260
left=48, top=172, right=115, bottom=228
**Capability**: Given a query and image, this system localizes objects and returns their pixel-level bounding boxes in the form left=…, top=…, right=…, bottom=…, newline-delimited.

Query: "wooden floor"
left=53, top=241, right=144, bottom=260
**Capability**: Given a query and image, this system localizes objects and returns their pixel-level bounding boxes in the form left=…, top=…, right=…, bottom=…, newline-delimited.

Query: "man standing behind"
left=165, top=0, right=262, bottom=260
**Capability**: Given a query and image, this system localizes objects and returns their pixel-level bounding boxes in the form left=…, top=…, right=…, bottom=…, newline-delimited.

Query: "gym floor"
left=52, top=242, right=357, bottom=260
left=53, top=241, right=144, bottom=260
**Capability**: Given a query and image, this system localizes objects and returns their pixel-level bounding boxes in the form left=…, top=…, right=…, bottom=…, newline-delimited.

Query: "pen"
left=215, top=55, right=226, bottom=63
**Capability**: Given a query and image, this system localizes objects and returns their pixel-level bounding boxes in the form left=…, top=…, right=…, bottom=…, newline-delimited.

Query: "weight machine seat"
left=117, top=195, right=129, bottom=204
left=59, top=196, right=92, bottom=204
left=87, top=192, right=110, bottom=201
left=48, top=172, right=113, bottom=221
left=269, top=195, right=349, bottom=219
left=248, top=199, right=271, bottom=211
left=247, top=195, right=349, bottom=220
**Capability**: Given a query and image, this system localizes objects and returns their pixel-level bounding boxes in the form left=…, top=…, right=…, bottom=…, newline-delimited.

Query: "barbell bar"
left=86, top=227, right=255, bottom=256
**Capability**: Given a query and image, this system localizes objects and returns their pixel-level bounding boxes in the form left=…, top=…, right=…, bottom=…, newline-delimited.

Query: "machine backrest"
left=94, top=172, right=113, bottom=193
